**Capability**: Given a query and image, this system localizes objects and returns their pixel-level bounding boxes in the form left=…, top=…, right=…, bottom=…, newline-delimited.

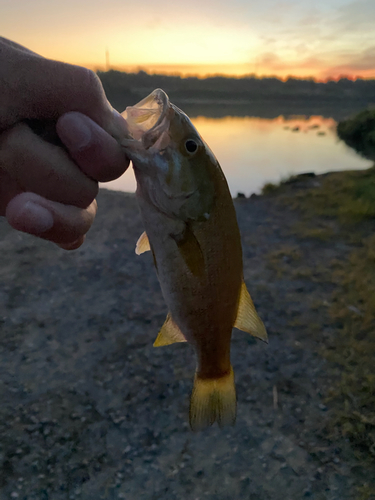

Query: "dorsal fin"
left=234, top=281, right=268, bottom=343
left=135, top=231, right=151, bottom=255
left=154, top=313, right=187, bottom=347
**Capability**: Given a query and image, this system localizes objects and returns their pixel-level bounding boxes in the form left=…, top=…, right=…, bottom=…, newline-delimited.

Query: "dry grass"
left=261, top=182, right=279, bottom=195
left=324, top=235, right=375, bottom=459
left=357, top=483, right=375, bottom=500
left=271, top=167, right=375, bottom=474
left=265, top=245, right=302, bottom=276
left=290, top=223, right=335, bottom=241
left=282, top=167, right=375, bottom=223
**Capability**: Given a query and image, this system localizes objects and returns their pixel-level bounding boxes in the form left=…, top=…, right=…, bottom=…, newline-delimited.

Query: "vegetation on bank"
left=98, top=69, right=375, bottom=105
left=337, top=109, right=375, bottom=162
left=263, top=164, right=375, bottom=493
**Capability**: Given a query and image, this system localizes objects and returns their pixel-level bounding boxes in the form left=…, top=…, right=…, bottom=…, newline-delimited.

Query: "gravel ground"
left=0, top=179, right=373, bottom=500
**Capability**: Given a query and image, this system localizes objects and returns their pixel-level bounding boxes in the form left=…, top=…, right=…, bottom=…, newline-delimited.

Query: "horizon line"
left=90, top=64, right=375, bottom=83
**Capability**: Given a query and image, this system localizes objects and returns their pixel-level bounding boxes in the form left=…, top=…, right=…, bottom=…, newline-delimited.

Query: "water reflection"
left=103, top=115, right=372, bottom=196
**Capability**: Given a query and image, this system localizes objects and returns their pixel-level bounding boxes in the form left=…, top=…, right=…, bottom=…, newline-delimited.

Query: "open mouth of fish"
left=122, top=89, right=172, bottom=151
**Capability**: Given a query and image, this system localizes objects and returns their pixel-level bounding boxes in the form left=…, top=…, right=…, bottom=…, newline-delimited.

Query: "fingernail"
left=22, top=201, right=54, bottom=234
left=58, top=113, right=92, bottom=151
left=58, top=236, right=85, bottom=251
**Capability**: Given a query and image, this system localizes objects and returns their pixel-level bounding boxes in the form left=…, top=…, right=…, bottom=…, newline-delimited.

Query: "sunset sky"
left=1, top=0, right=374, bottom=80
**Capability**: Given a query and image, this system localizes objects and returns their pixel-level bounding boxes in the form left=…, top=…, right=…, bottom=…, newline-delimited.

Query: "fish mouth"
left=122, top=89, right=172, bottom=150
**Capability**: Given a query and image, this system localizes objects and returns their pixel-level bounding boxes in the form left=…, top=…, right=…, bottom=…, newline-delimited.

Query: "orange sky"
left=1, top=0, right=375, bottom=80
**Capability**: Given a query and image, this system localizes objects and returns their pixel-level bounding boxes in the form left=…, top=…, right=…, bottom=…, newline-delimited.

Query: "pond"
left=103, top=114, right=372, bottom=197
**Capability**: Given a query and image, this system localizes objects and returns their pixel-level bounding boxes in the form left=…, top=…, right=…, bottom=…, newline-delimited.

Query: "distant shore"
left=98, top=69, right=375, bottom=120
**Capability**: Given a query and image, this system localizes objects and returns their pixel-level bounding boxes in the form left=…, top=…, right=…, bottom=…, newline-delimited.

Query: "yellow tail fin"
left=189, top=366, right=236, bottom=431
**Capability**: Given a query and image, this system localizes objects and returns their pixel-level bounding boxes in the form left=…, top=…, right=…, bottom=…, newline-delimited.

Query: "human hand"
left=0, top=37, right=129, bottom=249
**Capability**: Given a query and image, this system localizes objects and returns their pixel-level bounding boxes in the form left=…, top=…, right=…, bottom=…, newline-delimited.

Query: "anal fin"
left=234, top=281, right=268, bottom=343
left=154, top=313, right=187, bottom=347
left=135, top=231, right=151, bottom=255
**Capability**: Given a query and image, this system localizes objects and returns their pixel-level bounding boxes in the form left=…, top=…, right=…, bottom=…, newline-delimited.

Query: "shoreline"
left=1, top=169, right=374, bottom=498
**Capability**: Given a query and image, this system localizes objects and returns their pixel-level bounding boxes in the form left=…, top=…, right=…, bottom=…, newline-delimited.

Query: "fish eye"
left=185, top=139, right=198, bottom=154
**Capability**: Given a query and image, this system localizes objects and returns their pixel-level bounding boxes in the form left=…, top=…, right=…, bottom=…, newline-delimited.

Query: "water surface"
left=103, top=115, right=372, bottom=196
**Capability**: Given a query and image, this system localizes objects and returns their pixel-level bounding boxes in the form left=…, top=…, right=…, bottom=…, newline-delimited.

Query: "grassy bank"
left=264, top=167, right=375, bottom=495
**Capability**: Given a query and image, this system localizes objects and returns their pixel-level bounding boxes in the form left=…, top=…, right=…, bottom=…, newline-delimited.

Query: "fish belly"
left=137, top=188, right=242, bottom=380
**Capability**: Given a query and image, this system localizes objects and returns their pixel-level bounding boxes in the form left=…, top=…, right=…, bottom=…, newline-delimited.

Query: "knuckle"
left=70, top=66, right=112, bottom=127
left=72, top=66, right=106, bottom=107
left=0, top=123, right=29, bottom=169
left=0, top=122, right=25, bottom=144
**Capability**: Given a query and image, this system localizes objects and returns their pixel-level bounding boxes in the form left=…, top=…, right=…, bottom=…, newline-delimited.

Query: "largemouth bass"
left=121, top=89, right=267, bottom=430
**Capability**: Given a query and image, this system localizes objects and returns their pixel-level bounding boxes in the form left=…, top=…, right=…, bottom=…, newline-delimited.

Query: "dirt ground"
left=0, top=177, right=374, bottom=500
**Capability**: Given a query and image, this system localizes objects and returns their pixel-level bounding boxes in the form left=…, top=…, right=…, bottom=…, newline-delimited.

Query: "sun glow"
left=1, top=0, right=375, bottom=81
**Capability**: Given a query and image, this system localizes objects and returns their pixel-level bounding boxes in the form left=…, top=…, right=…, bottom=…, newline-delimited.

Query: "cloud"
left=253, top=42, right=375, bottom=80
left=258, top=52, right=281, bottom=66
left=298, top=10, right=324, bottom=27
left=333, top=0, right=375, bottom=32
left=322, top=45, right=375, bottom=78
left=253, top=51, right=325, bottom=77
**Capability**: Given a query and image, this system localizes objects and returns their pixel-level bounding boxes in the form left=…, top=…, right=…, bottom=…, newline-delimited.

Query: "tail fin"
left=189, top=366, right=236, bottom=431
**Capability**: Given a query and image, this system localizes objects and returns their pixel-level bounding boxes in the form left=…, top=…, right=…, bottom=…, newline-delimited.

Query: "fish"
left=120, top=89, right=267, bottom=430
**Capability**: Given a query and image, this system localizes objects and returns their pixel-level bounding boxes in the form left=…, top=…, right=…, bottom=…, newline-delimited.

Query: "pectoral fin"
left=154, top=313, right=187, bottom=347
left=135, top=231, right=151, bottom=255
left=171, top=225, right=205, bottom=277
left=234, top=281, right=268, bottom=343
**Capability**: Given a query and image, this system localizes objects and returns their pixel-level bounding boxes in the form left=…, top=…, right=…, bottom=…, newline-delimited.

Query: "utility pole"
left=105, top=48, right=110, bottom=71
